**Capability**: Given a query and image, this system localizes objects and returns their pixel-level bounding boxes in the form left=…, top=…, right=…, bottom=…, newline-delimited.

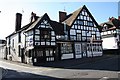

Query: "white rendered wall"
left=102, top=37, right=118, bottom=49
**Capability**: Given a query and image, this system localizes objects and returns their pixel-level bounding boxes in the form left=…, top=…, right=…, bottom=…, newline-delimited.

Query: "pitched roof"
left=112, top=19, right=120, bottom=28
left=25, top=17, right=42, bottom=32
left=99, top=18, right=120, bottom=31
left=100, top=21, right=114, bottom=27
left=63, top=7, right=82, bottom=26
left=63, top=5, right=99, bottom=28
left=50, top=20, right=64, bottom=35
left=6, top=22, right=34, bottom=38
left=24, top=13, right=65, bottom=35
left=24, top=13, right=49, bottom=32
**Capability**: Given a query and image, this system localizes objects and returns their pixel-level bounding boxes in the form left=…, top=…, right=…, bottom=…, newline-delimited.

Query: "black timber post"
left=72, top=42, right=76, bottom=59
left=57, top=43, right=61, bottom=60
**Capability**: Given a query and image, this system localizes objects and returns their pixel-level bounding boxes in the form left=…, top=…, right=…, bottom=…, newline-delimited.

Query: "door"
left=75, top=43, right=82, bottom=58
left=36, top=50, right=46, bottom=63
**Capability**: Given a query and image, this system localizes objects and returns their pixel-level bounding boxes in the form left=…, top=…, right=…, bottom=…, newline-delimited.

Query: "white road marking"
left=99, top=77, right=109, bottom=80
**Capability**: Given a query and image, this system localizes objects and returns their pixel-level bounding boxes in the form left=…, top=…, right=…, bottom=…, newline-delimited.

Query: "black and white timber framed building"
left=5, top=5, right=103, bottom=65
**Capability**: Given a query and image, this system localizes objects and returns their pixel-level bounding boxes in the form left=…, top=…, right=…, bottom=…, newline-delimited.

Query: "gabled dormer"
left=25, top=13, right=56, bottom=47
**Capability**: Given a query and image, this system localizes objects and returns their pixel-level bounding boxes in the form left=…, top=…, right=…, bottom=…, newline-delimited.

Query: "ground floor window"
left=34, top=48, right=55, bottom=62
left=61, top=43, right=73, bottom=54
left=87, top=43, right=102, bottom=52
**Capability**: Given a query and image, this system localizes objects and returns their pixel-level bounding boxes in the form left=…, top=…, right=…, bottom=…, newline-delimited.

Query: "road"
left=0, top=55, right=119, bottom=80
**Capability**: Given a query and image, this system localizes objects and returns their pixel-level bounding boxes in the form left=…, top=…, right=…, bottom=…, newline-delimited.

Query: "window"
left=77, top=33, right=81, bottom=41
left=79, top=21, right=84, bottom=25
left=28, top=30, right=33, bottom=36
left=96, top=32, right=100, bottom=37
left=70, top=36, right=76, bottom=40
left=82, top=11, right=84, bottom=15
left=82, top=31, right=86, bottom=36
left=84, top=16, right=86, bottom=20
left=35, top=35, right=40, bottom=41
left=51, top=31, right=55, bottom=36
left=46, top=42, right=50, bottom=45
left=78, top=25, right=81, bottom=29
left=87, top=16, right=89, bottom=21
left=46, top=49, right=53, bottom=57
left=41, top=30, right=50, bottom=41
left=51, top=37, right=55, bottom=41
left=51, top=42, right=55, bottom=45
left=88, top=22, right=93, bottom=26
left=70, top=29, right=76, bottom=35
left=61, top=43, right=73, bottom=54
left=81, top=26, right=84, bottom=30
left=35, top=29, right=40, bottom=34
left=85, top=11, right=87, bottom=16
left=80, top=15, right=83, bottom=20
left=36, top=51, right=43, bottom=57
left=75, top=25, right=78, bottom=29
left=35, top=42, right=40, bottom=45
left=82, top=37, right=86, bottom=41
left=92, top=34, right=96, bottom=40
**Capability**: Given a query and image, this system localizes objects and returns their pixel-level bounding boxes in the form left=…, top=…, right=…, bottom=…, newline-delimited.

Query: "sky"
left=0, top=0, right=119, bottom=40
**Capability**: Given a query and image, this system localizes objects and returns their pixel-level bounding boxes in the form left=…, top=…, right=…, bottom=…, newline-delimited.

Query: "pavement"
left=0, top=54, right=119, bottom=80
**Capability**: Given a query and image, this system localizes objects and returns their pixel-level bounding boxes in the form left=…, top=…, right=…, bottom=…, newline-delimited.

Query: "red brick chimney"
left=59, top=11, right=67, bottom=22
left=15, top=13, right=22, bottom=31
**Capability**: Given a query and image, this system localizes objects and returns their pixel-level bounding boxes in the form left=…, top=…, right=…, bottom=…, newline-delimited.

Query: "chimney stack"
left=15, top=13, right=22, bottom=31
left=59, top=11, right=67, bottom=22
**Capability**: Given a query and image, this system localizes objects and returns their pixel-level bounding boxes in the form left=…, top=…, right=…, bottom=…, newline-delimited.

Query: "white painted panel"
left=102, top=37, right=118, bottom=49
left=61, top=53, right=73, bottom=60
